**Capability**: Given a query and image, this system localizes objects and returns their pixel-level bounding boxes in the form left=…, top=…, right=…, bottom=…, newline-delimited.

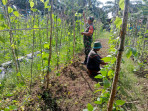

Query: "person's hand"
left=81, top=32, right=84, bottom=35
left=83, top=11, right=85, bottom=17
left=104, top=63, right=108, bottom=65
left=101, top=62, right=108, bottom=65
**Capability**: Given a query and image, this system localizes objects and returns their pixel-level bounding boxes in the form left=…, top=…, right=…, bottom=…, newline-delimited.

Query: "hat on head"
left=89, top=16, right=94, bottom=22
left=93, top=41, right=102, bottom=49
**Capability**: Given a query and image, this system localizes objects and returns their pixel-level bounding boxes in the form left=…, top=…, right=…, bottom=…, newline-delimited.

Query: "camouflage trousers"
left=84, top=38, right=92, bottom=57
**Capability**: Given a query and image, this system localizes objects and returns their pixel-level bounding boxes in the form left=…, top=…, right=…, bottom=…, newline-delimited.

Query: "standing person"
left=87, top=41, right=108, bottom=76
left=81, top=11, right=95, bottom=65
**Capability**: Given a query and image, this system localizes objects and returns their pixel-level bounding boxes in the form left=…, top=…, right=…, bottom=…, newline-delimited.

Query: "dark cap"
left=89, top=16, right=94, bottom=22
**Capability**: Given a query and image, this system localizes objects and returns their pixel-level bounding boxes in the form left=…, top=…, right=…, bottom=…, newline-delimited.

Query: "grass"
left=98, top=29, right=110, bottom=39
left=118, top=54, right=147, bottom=110
left=0, top=57, right=42, bottom=94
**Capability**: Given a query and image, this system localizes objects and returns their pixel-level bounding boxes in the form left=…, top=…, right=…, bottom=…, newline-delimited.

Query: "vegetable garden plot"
left=0, top=0, right=102, bottom=109
left=0, top=0, right=147, bottom=110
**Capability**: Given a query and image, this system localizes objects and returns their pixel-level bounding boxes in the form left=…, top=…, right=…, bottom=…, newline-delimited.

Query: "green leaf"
left=45, top=5, right=50, bottom=9
left=40, top=0, right=44, bottom=3
left=9, top=105, right=17, bottom=110
left=42, top=52, right=48, bottom=60
left=131, top=48, right=138, bottom=57
left=95, top=75, right=103, bottom=79
left=44, top=0, right=50, bottom=8
left=96, top=97, right=103, bottom=104
left=2, top=0, right=7, bottom=5
left=94, top=101, right=100, bottom=104
left=0, top=14, right=4, bottom=21
left=111, top=57, right=116, bottom=64
left=145, top=30, right=148, bottom=34
left=6, top=93, right=13, bottom=97
left=30, top=1, right=34, bottom=8
left=94, top=89, right=102, bottom=93
left=17, top=72, right=21, bottom=77
left=114, top=17, right=122, bottom=29
left=56, top=73, right=60, bottom=76
left=49, top=68, right=51, bottom=72
left=108, top=69, right=113, bottom=77
left=0, top=36, right=5, bottom=43
left=44, top=43, right=49, bottom=49
left=0, top=23, right=7, bottom=30
left=37, top=64, right=41, bottom=70
left=8, top=7, right=13, bottom=13
left=117, top=86, right=120, bottom=90
left=119, top=0, right=125, bottom=10
left=17, top=82, right=25, bottom=87
left=115, top=100, right=126, bottom=106
left=57, top=18, right=61, bottom=23
left=33, top=25, right=39, bottom=29
left=100, top=70, right=107, bottom=77
left=13, top=11, right=19, bottom=17
left=103, top=78, right=110, bottom=89
left=0, top=83, right=2, bottom=87
left=101, top=57, right=111, bottom=62
left=95, top=83, right=101, bottom=88
left=87, top=103, right=93, bottom=111
left=31, top=8, right=38, bottom=12
left=126, top=48, right=132, bottom=58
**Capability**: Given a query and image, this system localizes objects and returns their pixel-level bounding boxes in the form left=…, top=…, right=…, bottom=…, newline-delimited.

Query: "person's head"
left=93, top=41, right=102, bottom=51
left=88, top=16, right=94, bottom=24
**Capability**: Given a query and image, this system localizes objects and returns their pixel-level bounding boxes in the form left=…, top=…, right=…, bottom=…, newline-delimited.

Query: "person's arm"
left=81, top=25, right=94, bottom=36
left=83, top=11, right=87, bottom=25
left=93, top=55, right=108, bottom=65
left=100, top=61, right=108, bottom=65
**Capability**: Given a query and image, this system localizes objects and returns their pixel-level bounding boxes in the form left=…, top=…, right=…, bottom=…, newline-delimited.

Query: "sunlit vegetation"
left=0, top=0, right=147, bottom=110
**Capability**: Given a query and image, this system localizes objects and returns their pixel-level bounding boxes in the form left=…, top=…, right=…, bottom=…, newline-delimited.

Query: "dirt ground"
left=23, top=38, right=147, bottom=111
left=39, top=39, right=109, bottom=111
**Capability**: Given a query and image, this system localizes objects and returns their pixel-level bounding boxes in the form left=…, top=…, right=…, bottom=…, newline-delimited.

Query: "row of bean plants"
left=0, top=0, right=101, bottom=110
left=83, top=0, right=147, bottom=110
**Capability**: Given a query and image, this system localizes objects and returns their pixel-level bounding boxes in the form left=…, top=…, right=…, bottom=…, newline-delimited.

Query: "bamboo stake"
left=46, top=0, right=53, bottom=89
left=60, top=18, right=63, bottom=47
left=4, top=5, right=19, bottom=73
left=30, top=12, right=35, bottom=93
left=107, top=0, right=129, bottom=110
left=0, top=25, right=75, bottom=32
left=38, top=16, right=44, bottom=75
left=73, top=11, right=76, bottom=59
left=55, top=16, right=59, bottom=70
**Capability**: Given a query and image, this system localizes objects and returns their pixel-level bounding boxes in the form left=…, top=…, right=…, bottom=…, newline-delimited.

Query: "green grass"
left=98, top=30, right=110, bottom=39
left=118, top=55, right=147, bottom=110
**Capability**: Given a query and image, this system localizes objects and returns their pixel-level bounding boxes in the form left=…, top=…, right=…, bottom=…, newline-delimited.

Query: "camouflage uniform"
left=83, top=24, right=94, bottom=63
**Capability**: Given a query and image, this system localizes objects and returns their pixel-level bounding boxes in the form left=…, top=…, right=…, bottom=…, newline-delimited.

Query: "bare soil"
left=22, top=39, right=109, bottom=111
left=19, top=38, right=148, bottom=111
left=40, top=39, right=109, bottom=111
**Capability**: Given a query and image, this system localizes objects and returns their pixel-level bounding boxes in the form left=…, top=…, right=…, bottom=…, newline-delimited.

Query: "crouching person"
left=87, top=41, right=108, bottom=76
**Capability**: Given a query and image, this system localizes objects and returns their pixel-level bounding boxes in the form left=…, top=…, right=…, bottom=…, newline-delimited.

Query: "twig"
left=80, top=71, right=94, bottom=93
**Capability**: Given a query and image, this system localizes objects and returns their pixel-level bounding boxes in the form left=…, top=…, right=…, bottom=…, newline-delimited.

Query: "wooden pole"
left=30, top=12, right=35, bottom=93
left=73, top=11, right=76, bottom=59
left=4, top=5, right=19, bottom=73
left=107, top=0, right=129, bottom=110
left=46, top=0, right=53, bottom=89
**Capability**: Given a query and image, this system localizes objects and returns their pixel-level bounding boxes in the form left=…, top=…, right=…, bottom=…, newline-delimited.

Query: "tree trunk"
left=107, top=0, right=129, bottom=110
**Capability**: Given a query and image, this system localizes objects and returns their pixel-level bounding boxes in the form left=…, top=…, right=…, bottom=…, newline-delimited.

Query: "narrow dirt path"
left=40, top=39, right=109, bottom=111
